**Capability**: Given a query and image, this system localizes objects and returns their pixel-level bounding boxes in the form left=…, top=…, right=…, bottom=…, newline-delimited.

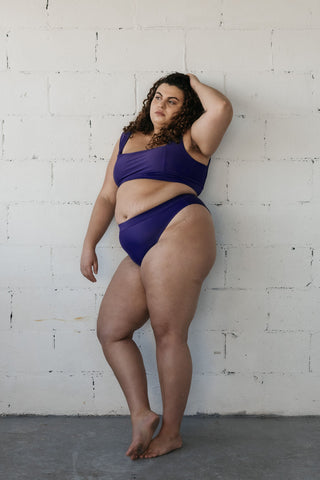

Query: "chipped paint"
left=33, top=316, right=89, bottom=322
left=94, top=32, right=98, bottom=67
left=92, top=377, right=95, bottom=399
left=9, top=289, right=13, bottom=328
left=34, top=318, right=65, bottom=322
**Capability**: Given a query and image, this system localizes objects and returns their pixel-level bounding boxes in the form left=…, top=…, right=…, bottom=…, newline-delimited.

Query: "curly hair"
left=123, top=72, right=204, bottom=148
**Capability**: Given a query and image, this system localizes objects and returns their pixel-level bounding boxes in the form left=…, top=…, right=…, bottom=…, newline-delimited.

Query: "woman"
left=80, top=72, right=233, bottom=460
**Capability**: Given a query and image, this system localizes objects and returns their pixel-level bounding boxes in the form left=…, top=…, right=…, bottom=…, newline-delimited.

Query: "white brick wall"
left=0, top=0, right=319, bottom=416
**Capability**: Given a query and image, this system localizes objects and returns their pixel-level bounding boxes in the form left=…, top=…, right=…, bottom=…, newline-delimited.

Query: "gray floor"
left=1, top=415, right=320, bottom=480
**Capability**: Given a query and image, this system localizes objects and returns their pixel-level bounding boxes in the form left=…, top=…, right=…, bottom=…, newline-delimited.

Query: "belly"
left=114, top=179, right=197, bottom=224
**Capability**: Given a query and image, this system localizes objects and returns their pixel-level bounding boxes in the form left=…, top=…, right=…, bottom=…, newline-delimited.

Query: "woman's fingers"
left=80, top=248, right=98, bottom=282
left=86, top=266, right=97, bottom=282
left=186, top=72, right=200, bottom=87
left=87, top=268, right=97, bottom=282
left=93, top=257, right=98, bottom=274
left=80, top=264, right=96, bottom=282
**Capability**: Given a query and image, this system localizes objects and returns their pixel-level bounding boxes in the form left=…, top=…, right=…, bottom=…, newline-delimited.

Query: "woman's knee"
left=97, top=305, right=131, bottom=345
left=97, top=316, right=134, bottom=347
left=97, top=298, right=148, bottom=346
left=151, top=322, right=188, bottom=348
left=96, top=316, right=114, bottom=346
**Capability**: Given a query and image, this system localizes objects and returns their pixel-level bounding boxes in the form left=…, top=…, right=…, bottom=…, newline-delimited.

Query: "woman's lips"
left=155, top=111, right=165, bottom=116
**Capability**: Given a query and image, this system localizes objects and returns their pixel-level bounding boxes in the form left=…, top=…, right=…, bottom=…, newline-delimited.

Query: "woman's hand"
left=80, top=244, right=98, bottom=282
left=187, top=73, right=201, bottom=90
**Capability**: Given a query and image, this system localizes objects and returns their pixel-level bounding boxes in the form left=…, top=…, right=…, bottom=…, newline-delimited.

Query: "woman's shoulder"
left=118, top=130, right=132, bottom=152
left=120, top=130, right=132, bottom=140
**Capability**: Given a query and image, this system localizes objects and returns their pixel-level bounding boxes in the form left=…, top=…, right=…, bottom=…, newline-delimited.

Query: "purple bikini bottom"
left=118, top=193, right=210, bottom=266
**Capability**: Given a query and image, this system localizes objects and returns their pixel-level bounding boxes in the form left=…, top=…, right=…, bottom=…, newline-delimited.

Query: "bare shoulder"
left=107, top=136, right=121, bottom=168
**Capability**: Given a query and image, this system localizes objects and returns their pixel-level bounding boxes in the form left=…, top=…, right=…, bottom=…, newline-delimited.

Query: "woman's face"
left=149, top=83, right=184, bottom=129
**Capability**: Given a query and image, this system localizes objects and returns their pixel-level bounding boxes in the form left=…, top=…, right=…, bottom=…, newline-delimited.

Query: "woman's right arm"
left=80, top=138, right=120, bottom=282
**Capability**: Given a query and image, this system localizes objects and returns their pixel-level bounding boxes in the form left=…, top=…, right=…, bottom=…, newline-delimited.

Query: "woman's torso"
left=114, top=130, right=210, bottom=224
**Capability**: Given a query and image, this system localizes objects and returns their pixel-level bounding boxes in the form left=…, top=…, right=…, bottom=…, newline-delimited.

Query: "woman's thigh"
left=97, top=255, right=149, bottom=342
left=140, top=204, right=216, bottom=335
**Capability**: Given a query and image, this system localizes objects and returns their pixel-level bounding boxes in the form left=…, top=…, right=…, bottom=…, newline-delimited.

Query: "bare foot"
left=139, top=431, right=182, bottom=459
left=126, top=410, right=160, bottom=460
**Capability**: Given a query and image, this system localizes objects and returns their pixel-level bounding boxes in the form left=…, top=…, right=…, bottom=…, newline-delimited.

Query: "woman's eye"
left=154, top=96, right=176, bottom=105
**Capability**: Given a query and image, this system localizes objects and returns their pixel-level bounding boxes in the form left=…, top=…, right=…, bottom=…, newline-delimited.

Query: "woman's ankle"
left=157, top=422, right=181, bottom=438
left=131, top=408, right=157, bottom=420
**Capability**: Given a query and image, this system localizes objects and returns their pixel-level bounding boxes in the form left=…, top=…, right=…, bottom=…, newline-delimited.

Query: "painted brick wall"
left=1, top=0, right=319, bottom=415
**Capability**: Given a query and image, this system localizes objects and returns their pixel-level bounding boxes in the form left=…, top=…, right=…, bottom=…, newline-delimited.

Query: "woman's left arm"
left=188, top=74, right=233, bottom=158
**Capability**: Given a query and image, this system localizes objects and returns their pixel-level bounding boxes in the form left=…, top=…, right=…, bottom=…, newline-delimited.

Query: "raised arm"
left=80, top=137, right=120, bottom=282
left=187, top=74, right=233, bottom=158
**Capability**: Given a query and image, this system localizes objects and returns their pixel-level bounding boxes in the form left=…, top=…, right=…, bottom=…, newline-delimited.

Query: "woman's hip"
left=118, top=194, right=214, bottom=266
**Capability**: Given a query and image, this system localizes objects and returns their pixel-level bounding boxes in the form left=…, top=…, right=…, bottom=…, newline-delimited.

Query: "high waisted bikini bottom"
left=118, top=193, right=210, bottom=266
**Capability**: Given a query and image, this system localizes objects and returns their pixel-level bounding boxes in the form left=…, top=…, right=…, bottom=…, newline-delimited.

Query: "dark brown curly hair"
left=123, top=72, right=204, bottom=148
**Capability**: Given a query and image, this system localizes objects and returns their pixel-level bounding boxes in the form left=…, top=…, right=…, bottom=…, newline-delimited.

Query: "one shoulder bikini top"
left=113, top=131, right=210, bottom=196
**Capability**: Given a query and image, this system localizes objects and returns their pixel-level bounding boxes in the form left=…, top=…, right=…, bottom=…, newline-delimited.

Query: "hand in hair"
left=186, top=73, right=201, bottom=89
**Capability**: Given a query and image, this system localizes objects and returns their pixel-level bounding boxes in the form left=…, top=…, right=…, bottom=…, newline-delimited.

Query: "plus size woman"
left=80, top=72, right=233, bottom=460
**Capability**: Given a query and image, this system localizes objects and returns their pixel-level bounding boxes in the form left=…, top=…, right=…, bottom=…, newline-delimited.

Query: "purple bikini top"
left=113, top=131, right=210, bottom=196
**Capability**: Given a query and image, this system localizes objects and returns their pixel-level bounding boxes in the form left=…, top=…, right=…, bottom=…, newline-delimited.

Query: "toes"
left=136, top=445, right=144, bottom=456
left=126, top=446, right=135, bottom=457
left=126, top=445, right=139, bottom=459
left=139, top=451, right=148, bottom=459
left=139, top=450, right=156, bottom=459
left=127, top=445, right=144, bottom=460
left=138, top=443, right=156, bottom=459
left=130, top=451, right=139, bottom=461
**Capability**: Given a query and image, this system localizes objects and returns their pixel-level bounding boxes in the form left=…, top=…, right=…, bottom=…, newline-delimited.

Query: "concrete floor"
left=1, top=415, right=319, bottom=480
